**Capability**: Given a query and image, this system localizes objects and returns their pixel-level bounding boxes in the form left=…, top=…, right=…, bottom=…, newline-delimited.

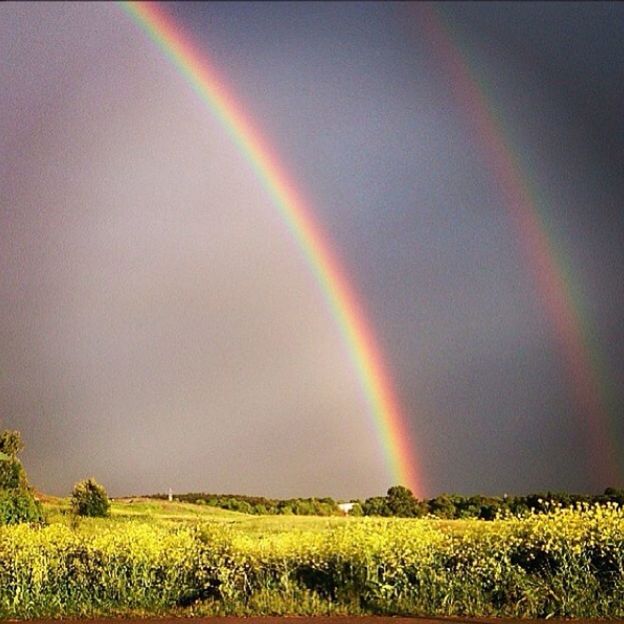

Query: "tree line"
left=149, top=492, right=342, bottom=516
left=360, top=485, right=624, bottom=519
left=150, top=484, right=624, bottom=519
left=2, top=427, right=622, bottom=524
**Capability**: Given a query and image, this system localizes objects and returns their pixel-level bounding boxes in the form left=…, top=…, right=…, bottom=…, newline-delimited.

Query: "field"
left=1, top=497, right=623, bottom=619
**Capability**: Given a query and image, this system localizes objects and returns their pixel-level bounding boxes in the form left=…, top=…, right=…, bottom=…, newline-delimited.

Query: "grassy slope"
left=42, top=496, right=245, bottom=526
left=40, top=495, right=365, bottom=535
left=12, top=498, right=619, bottom=617
left=41, top=496, right=476, bottom=542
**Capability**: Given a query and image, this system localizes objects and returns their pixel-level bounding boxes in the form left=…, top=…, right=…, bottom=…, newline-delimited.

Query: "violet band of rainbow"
left=418, top=4, right=620, bottom=486
left=118, top=1, right=423, bottom=495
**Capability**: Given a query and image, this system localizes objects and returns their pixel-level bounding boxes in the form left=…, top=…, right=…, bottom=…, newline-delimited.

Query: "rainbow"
left=417, top=4, right=620, bottom=486
left=118, top=2, right=423, bottom=496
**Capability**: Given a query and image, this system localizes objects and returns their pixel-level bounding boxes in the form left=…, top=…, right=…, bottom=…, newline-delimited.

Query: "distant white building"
left=338, top=502, right=355, bottom=515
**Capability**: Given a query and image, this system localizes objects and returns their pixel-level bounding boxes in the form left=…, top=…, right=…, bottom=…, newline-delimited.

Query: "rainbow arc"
left=119, top=1, right=423, bottom=495
left=417, top=4, right=620, bottom=486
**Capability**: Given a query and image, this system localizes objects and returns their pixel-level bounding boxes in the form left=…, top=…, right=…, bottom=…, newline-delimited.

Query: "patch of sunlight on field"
left=40, top=496, right=477, bottom=540
left=4, top=503, right=624, bottom=618
left=227, top=513, right=351, bottom=535
left=41, top=496, right=247, bottom=531
left=221, top=515, right=483, bottom=543
left=111, top=497, right=247, bottom=521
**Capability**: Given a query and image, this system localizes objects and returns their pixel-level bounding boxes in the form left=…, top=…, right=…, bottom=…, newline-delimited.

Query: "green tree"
left=386, top=485, right=421, bottom=517
left=0, top=429, right=43, bottom=525
left=456, top=495, right=483, bottom=518
left=0, top=430, right=29, bottom=491
left=429, top=494, right=457, bottom=519
left=349, top=502, right=364, bottom=517
left=362, top=495, right=390, bottom=516
left=71, top=478, right=110, bottom=518
left=0, top=430, right=24, bottom=457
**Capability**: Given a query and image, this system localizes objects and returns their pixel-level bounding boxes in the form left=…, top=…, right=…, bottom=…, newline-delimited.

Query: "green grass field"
left=43, top=495, right=245, bottom=525
left=42, top=495, right=357, bottom=533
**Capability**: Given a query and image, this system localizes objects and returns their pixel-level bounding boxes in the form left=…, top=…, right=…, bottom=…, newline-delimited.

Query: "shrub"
left=0, top=489, right=43, bottom=525
left=0, top=429, right=43, bottom=525
left=349, top=502, right=363, bottom=516
left=71, top=478, right=110, bottom=517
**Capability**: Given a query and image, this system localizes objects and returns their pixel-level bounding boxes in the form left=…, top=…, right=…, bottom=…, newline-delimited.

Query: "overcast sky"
left=1, top=2, right=623, bottom=499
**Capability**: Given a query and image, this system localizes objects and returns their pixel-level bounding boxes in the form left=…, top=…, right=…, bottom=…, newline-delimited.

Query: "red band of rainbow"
left=119, top=1, right=424, bottom=496
left=418, top=4, right=620, bottom=487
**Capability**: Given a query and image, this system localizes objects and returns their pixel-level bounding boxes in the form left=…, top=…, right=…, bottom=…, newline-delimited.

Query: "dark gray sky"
left=1, top=2, right=623, bottom=499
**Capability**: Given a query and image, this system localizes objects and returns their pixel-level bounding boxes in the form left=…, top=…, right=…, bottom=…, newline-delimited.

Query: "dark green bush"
left=71, top=478, right=110, bottom=517
left=0, top=489, right=43, bottom=525
left=0, top=429, right=44, bottom=525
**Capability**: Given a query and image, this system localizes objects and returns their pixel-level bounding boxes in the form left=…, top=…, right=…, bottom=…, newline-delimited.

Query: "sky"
left=1, top=1, right=623, bottom=499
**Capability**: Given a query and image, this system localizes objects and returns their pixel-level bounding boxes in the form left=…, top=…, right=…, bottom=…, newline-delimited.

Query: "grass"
left=3, top=497, right=621, bottom=619
left=43, top=495, right=246, bottom=525
left=42, top=495, right=359, bottom=535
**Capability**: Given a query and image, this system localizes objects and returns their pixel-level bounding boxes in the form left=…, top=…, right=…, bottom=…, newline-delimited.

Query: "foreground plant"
left=0, top=503, right=623, bottom=618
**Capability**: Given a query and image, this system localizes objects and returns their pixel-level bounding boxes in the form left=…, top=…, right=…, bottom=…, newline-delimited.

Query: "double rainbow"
left=119, top=2, right=423, bottom=495
left=120, top=1, right=617, bottom=493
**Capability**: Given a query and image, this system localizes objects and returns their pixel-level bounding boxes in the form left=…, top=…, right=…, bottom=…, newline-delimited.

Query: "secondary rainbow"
left=118, top=1, right=423, bottom=495
left=417, top=4, right=620, bottom=485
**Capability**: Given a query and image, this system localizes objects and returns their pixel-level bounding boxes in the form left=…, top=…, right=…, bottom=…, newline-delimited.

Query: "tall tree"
left=0, top=429, right=43, bottom=524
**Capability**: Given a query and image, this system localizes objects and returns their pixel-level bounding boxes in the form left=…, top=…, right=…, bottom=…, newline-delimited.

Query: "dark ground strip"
left=11, top=618, right=617, bottom=624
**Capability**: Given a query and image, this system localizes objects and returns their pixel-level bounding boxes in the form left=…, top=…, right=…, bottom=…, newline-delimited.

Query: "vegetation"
left=360, top=485, right=624, bottom=520
left=0, top=430, right=43, bottom=525
left=2, top=502, right=624, bottom=618
left=147, top=485, right=624, bottom=521
left=3, top=428, right=624, bottom=618
left=149, top=491, right=341, bottom=516
left=71, top=478, right=111, bottom=518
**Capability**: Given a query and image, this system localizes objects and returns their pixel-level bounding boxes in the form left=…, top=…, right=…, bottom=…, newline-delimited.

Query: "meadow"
left=1, top=496, right=623, bottom=619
